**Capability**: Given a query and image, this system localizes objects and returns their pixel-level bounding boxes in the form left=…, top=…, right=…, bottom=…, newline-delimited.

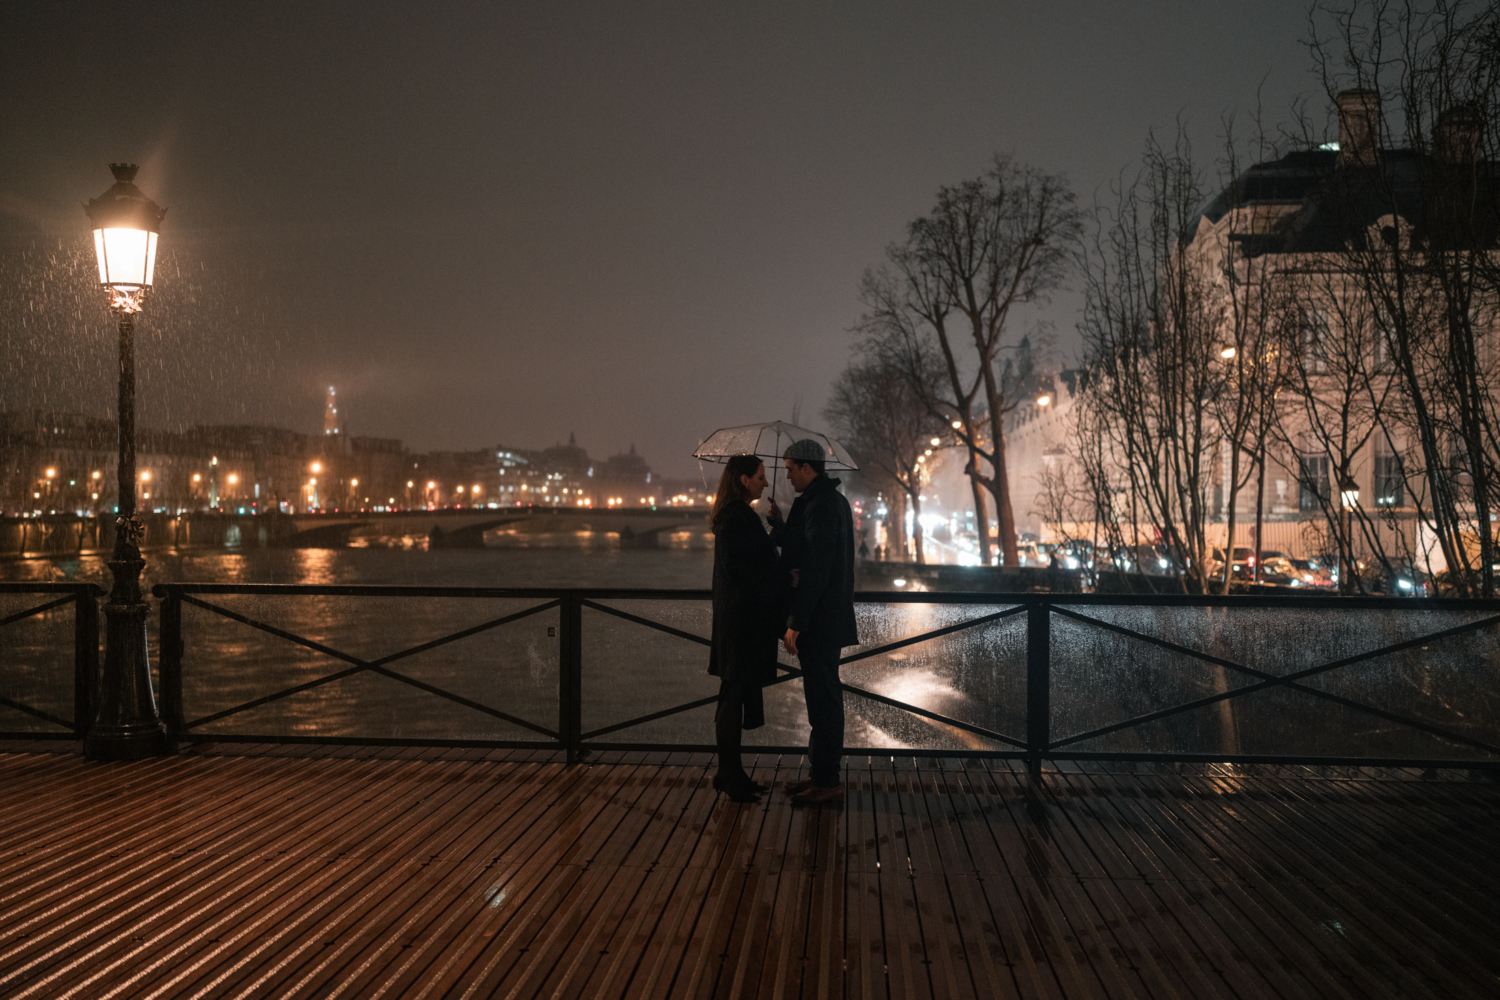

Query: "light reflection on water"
left=2, top=542, right=1496, bottom=760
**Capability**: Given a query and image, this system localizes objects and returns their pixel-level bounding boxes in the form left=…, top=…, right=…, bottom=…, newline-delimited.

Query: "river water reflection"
left=3, top=533, right=1019, bottom=751
left=3, top=532, right=1495, bottom=761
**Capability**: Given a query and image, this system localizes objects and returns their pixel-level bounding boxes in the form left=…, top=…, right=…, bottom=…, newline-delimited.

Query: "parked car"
left=1365, top=561, right=1429, bottom=596
left=1015, top=541, right=1046, bottom=567
left=1286, top=557, right=1336, bottom=589
left=1122, top=544, right=1185, bottom=577
left=1256, top=556, right=1302, bottom=586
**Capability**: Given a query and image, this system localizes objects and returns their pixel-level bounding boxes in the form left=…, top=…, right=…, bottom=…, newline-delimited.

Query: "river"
left=2, top=532, right=1486, bottom=762
left=0, top=532, right=1020, bottom=752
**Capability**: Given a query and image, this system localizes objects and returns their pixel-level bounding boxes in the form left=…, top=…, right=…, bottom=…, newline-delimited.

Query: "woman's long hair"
left=710, top=454, right=764, bottom=531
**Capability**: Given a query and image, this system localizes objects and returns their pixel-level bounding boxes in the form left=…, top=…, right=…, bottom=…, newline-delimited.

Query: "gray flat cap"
left=783, top=438, right=827, bottom=463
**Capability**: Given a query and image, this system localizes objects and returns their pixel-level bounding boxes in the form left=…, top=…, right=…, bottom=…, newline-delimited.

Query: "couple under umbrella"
left=696, top=422, right=859, bottom=806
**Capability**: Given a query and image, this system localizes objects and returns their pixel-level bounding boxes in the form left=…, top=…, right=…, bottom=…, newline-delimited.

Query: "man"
left=768, top=439, right=857, bottom=806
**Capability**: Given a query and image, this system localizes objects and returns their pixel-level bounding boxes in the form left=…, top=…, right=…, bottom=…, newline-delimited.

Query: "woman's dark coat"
left=708, top=499, right=780, bottom=703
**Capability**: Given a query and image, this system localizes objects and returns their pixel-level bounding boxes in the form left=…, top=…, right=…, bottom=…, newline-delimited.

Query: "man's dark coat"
left=776, top=474, right=858, bottom=647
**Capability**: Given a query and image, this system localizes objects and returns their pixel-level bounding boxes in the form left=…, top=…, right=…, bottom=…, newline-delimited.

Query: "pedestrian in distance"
left=707, top=454, right=779, bottom=803
left=767, top=439, right=858, bottom=806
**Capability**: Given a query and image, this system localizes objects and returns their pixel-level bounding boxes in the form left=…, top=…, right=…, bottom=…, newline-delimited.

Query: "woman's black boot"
left=712, top=773, right=762, bottom=803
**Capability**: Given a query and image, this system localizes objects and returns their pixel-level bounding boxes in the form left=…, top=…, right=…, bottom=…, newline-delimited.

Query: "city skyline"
left=0, top=3, right=1318, bottom=476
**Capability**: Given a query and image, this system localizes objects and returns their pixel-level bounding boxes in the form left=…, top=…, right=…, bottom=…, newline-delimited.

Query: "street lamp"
left=1339, top=474, right=1360, bottom=592
left=82, top=163, right=169, bottom=760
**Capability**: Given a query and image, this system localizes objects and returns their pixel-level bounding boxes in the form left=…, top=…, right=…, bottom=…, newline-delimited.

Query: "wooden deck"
left=0, top=743, right=1497, bottom=999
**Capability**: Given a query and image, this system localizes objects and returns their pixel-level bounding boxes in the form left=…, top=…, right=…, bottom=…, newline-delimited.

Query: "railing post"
left=158, top=586, right=184, bottom=741
left=72, top=585, right=102, bottom=738
left=1026, top=601, right=1050, bottom=780
left=558, top=592, right=583, bottom=765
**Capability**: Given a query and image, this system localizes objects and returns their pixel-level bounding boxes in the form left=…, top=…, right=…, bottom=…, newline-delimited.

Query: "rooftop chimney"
left=1337, top=89, right=1381, bottom=167
left=1435, top=104, right=1482, bottom=163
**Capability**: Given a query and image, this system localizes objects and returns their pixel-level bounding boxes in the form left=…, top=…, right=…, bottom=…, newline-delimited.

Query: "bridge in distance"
left=286, top=505, right=707, bottom=548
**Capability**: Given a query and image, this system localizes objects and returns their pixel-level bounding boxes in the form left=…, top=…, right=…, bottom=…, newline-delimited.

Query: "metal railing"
left=0, top=583, right=102, bottom=738
left=150, top=584, right=1500, bottom=772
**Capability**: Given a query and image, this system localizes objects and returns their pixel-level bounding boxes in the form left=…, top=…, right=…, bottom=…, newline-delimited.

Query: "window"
left=1299, top=454, right=1330, bottom=511
left=1449, top=438, right=1473, bottom=490
left=1373, top=321, right=1395, bottom=372
left=1374, top=437, right=1404, bottom=507
left=1300, top=309, right=1330, bottom=373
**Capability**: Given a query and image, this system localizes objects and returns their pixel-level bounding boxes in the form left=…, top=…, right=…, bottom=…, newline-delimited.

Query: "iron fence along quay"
left=0, top=582, right=101, bottom=739
left=4, top=581, right=1499, bottom=771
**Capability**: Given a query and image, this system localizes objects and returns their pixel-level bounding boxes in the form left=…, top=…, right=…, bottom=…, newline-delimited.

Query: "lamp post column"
left=85, top=312, right=170, bottom=759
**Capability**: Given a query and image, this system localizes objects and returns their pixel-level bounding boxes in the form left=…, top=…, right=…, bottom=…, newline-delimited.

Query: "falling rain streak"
left=0, top=231, right=293, bottom=433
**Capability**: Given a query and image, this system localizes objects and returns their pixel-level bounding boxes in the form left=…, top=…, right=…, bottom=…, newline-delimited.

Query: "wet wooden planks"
left=0, top=744, right=1496, bottom=998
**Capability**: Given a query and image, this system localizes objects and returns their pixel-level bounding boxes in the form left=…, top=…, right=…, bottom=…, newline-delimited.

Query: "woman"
left=707, top=454, right=780, bottom=803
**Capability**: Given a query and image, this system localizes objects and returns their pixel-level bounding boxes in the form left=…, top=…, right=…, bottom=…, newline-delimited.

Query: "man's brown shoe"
left=784, top=777, right=815, bottom=795
left=790, top=783, right=844, bottom=806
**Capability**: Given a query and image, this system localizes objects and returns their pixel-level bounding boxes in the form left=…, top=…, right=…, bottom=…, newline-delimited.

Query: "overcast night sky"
left=1, top=2, right=1329, bottom=477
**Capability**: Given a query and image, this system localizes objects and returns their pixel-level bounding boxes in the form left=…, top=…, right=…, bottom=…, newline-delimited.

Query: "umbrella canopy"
left=694, top=420, right=858, bottom=470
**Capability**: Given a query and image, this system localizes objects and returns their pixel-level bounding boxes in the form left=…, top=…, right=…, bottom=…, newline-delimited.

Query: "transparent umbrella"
left=694, top=421, right=857, bottom=507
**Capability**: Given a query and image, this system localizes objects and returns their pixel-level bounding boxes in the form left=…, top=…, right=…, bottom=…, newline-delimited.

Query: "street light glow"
left=86, top=164, right=164, bottom=314
left=45, top=468, right=56, bottom=478
left=1036, top=394, right=1052, bottom=407
left=951, top=420, right=962, bottom=429
left=227, top=474, right=238, bottom=485
left=930, top=438, right=941, bottom=447
left=139, top=471, right=151, bottom=481
left=1221, top=346, right=1237, bottom=359
left=311, top=462, right=322, bottom=474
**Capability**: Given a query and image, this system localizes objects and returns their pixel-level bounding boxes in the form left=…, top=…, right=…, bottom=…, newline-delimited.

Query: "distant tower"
left=324, top=386, right=340, bottom=438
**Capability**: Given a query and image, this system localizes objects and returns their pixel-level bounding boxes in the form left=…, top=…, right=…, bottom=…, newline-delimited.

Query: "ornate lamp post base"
left=83, top=551, right=171, bottom=761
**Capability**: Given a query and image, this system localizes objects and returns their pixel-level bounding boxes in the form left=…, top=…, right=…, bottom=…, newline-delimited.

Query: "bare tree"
left=825, top=352, right=945, bottom=564
left=1306, top=0, right=1500, bottom=595
left=1076, top=128, right=1228, bottom=593
left=858, top=155, right=1083, bottom=567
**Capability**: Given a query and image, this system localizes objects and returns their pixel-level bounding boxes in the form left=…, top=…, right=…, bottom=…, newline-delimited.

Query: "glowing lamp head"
left=44, top=468, right=56, bottom=478
left=227, top=474, right=238, bottom=485
left=952, top=420, right=963, bottom=429
left=310, top=462, right=322, bottom=474
left=84, top=164, right=165, bottom=314
left=1220, top=346, right=1237, bottom=360
left=1036, top=394, right=1052, bottom=407
left=1339, top=475, right=1360, bottom=508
